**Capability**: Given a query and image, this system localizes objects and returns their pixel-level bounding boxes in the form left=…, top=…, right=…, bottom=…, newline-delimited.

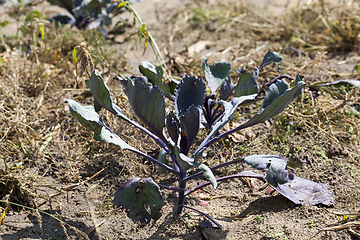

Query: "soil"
left=1, top=0, right=360, bottom=240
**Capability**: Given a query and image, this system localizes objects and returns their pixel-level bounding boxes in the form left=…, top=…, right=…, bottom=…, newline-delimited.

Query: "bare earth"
left=0, top=0, right=360, bottom=239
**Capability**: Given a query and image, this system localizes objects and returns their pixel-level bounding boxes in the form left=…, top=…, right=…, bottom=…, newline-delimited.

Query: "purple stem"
left=185, top=172, right=265, bottom=196
left=182, top=204, right=222, bottom=228
left=195, top=120, right=257, bottom=156
left=128, top=148, right=179, bottom=176
left=176, top=172, right=187, bottom=214
left=158, top=184, right=184, bottom=191
left=183, top=158, right=245, bottom=182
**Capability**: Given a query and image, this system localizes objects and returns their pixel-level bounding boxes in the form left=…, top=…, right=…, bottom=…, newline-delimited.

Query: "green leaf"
left=241, top=74, right=305, bottom=129
left=197, top=163, right=217, bottom=189
left=25, top=11, right=41, bottom=22
left=1, top=21, right=9, bottom=28
left=234, top=69, right=259, bottom=97
left=73, top=46, right=79, bottom=67
left=262, top=80, right=290, bottom=109
left=138, top=61, right=157, bottom=84
left=66, top=99, right=103, bottom=134
left=66, top=99, right=135, bottom=151
left=86, top=70, right=131, bottom=122
left=155, top=66, right=172, bottom=98
left=157, top=148, right=168, bottom=173
left=117, top=2, right=128, bottom=9
left=94, top=126, right=136, bottom=151
left=202, top=57, right=231, bottom=94
left=178, top=153, right=195, bottom=171
left=113, top=178, right=165, bottom=224
left=139, top=24, right=146, bottom=44
left=259, top=52, right=283, bottom=70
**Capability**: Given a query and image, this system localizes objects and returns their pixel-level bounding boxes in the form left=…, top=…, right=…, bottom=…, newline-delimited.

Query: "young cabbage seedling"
left=66, top=52, right=334, bottom=227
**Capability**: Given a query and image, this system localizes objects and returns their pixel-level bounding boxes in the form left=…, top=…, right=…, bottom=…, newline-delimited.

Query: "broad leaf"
left=155, top=66, right=172, bottom=98
left=66, top=99, right=103, bottom=134
left=197, top=163, right=217, bottom=189
left=121, top=77, right=165, bottom=140
left=86, top=70, right=131, bottom=121
left=259, top=52, right=283, bottom=71
left=93, top=126, right=136, bottom=151
left=113, top=178, right=165, bottom=224
left=174, top=75, right=206, bottom=117
left=219, top=78, right=234, bottom=100
left=233, top=74, right=305, bottom=131
left=179, top=105, right=201, bottom=155
left=138, top=61, right=157, bottom=84
left=234, top=69, right=259, bottom=97
left=67, top=99, right=135, bottom=151
left=195, top=74, right=305, bottom=155
left=243, top=155, right=334, bottom=205
left=202, top=57, right=231, bottom=94
left=244, top=155, right=289, bottom=186
left=274, top=176, right=334, bottom=206
left=262, top=80, right=290, bottom=109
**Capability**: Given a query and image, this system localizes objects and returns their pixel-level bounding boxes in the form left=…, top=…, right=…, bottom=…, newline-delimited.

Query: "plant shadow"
left=1, top=210, right=100, bottom=240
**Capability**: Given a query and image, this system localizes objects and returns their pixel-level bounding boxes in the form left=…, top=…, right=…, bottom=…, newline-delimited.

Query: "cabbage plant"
left=66, top=52, right=334, bottom=227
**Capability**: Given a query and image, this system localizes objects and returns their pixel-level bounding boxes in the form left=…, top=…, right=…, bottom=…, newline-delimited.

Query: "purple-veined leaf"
left=234, top=69, right=259, bottom=97
left=174, top=75, right=206, bottom=118
left=243, top=155, right=334, bottom=206
left=138, top=61, right=157, bottom=85
left=113, top=178, right=165, bottom=224
left=259, top=52, right=283, bottom=71
left=88, top=71, right=169, bottom=151
left=121, top=77, right=165, bottom=140
left=262, top=79, right=290, bottom=109
left=219, top=78, right=234, bottom=100
left=66, top=99, right=103, bottom=134
left=179, top=105, right=201, bottom=155
left=196, top=94, right=257, bottom=158
left=202, top=57, right=231, bottom=94
left=195, top=74, right=305, bottom=156
left=274, top=176, right=334, bottom=206
left=166, top=111, right=180, bottom=143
